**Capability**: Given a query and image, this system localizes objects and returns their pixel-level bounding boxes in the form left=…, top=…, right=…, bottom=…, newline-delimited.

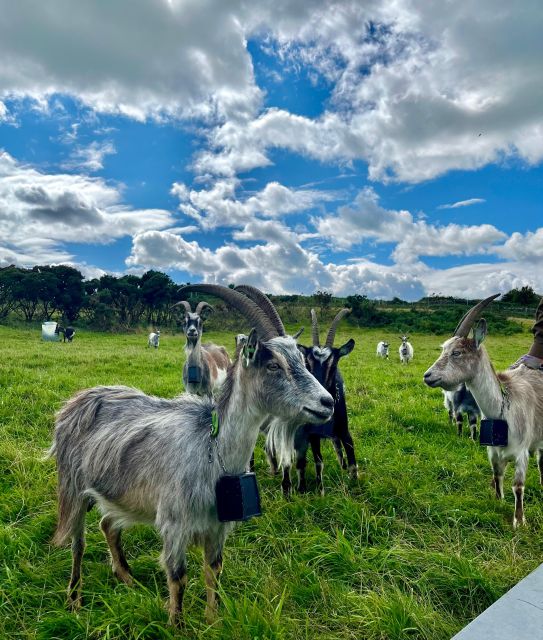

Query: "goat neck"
left=466, top=347, right=504, bottom=419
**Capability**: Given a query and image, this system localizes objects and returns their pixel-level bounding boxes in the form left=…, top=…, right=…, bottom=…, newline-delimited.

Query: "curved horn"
left=454, top=294, right=500, bottom=337
left=171, top=300, right=192, bottom=315
left=234, top=284, right=285, bottom=336
left=310, top=309, right=320, bottom=346
left=195, top=301, right=214, bottom=316
left=325, top=308, right=351, bottom=348
left=178, top=284, right=279, bottom=341
left=293, top=327, right=304, bottom=340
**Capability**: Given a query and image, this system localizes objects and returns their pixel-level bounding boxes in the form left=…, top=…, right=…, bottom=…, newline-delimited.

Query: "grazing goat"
left=172, top=299, right=231, bottom=396
left=55, top=324, right=76, bottom=343
left=148, top=330, right=160, bottom=349
left=266, top=307, right=356, bottom=495
left=49, top=284, right=334, bottom=625
left=376, top=341, right=390, bottom=359
left=442, top=384, right=481, bottom=439
left=424, top=294, right=543, bottom=527
left=399, top=335, right=413, bottom=364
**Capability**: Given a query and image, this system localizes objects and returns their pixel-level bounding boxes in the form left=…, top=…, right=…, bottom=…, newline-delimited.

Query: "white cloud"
left=438, top=198, right=486, bottom=210
left=0, top=151, right=174, bottom=267
left=62, top=140, right=116, bottom=172
left=172, top=178, right=341, bottom=229
left=314, top=187, right=505, bottom=261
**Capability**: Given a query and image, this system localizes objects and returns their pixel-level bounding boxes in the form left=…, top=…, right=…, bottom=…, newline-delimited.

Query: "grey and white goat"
left=266, top=307, right=356, bottom=495
left=376, top=341, right=389, bottom=359
left=442, top=384, right=481, bottom=439
left=424, top=295, right=543, bottom=527
left=173, top=299, right=231, bottom=396
left=399, top=335, right=413, bottom=364
left=147, top=330, right=160, bottom=349
left=49, top=284, right=334, bottom=625
left=55, top=324, right=76, bottom=342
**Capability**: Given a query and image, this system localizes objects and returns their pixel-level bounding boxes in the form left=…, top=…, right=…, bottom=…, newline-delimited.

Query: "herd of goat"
left=47, top=285, right=543, bottom=625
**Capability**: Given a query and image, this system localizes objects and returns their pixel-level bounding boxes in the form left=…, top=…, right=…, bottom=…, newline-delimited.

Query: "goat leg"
left=100, top=517, right=133, bottom=585
left=204, top=539, right=223, bottom=623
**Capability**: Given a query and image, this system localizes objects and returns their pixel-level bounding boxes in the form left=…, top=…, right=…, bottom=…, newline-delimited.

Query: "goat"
left=265, top=307, right=356, bottom=495
left=55, top=324, right=76, bottom=343
left=49, top=284, right=334, bottom=625
left=399, top=335, right=413, bottom=364
left=376, top=341, right=390, bottom=359
left=424, top=294, right=543, bottom=527
left=442, top=384, right=481, bottom=439
left=172, top=300, right=231, bottom=396
left=147, top=330, right=160, bottom=349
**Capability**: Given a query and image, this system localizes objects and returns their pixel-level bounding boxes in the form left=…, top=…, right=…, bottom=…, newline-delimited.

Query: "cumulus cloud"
left=0, top=151, right=174, bottom=267
left=438, top=198, right=486, bottom=210
left=172, top=178, right=340, bottom=229
left=314, top=188, right=505, bottom=261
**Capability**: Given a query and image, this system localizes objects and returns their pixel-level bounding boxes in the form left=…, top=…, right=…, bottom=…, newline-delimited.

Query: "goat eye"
left=267, top=362, right=280, bottom=372
left=452, top=351, right=462, bottom=357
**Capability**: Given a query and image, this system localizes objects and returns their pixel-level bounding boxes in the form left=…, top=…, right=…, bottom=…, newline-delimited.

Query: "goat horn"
left=178, top=284, right=279, bottom=341
left=454, top=294, right=500, bottom=337
left=310, top=308, right=320, bottom=346
left=234, top=284, right=285, bottom=336
left=293, top=327, right=304, bottom=340
left=171, top=300, right=192, bottom=314
left=325, top=308, right=351, bottom=348
left=195, top=301, right=214, bottom=316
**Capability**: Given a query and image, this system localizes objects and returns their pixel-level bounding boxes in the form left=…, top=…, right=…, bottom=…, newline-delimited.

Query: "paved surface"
left=453, top=563, right=543, bottom=639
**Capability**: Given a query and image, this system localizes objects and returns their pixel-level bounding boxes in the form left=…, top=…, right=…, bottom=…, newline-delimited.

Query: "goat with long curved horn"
left=454, top=294, right=501, bottom=337
left=233, top=284, right=285, bottom=336
left=325, top=308, right=351, bottom=348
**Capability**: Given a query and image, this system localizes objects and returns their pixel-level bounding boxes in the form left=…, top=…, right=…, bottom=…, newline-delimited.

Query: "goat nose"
left=423, top=371, right=432, bottom=380
left=320, top=395, right=334, bottom=410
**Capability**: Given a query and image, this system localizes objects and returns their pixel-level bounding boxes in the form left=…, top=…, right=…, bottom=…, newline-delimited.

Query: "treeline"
left=0, top=266, right=183, bottom=329
left=0, top=265, right=537, bottom=334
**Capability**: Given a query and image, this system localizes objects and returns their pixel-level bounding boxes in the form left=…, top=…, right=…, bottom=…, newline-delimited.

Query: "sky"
left=0, top=0, right=542, bottom=300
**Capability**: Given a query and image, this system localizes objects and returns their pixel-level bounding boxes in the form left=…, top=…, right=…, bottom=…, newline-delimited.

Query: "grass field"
left=0, top=324, right=541, bottom=640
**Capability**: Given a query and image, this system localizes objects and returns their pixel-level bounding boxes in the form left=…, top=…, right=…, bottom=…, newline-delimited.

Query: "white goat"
left=424, top=294, right=543, bottom=527
left=376, top=341, right=390, bottom=359
left=49, top=284, right=334, bottom=625
left=399, top=335, right=414, bottom=364
left=148, top=330, right=160, bottom=349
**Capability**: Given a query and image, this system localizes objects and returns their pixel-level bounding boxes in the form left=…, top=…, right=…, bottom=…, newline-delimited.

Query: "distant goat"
left=49, top=284, right=334, bottom=625
left=442, top=384, right=481, bottom=439
left=55, top=324, right=76, bottom=343
left=399, top=335, right=413, bottom=364
left=148, top=330, right=160, bottom=349
left=376, top=341, right=389, bottom=359
left=266, top=307, right=356, bottom=495
left=424, top=294, right=543, bottom=527
left=172, top=300, right=231, bottom=396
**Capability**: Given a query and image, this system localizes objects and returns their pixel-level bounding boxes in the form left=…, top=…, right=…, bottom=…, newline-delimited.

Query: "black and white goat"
left=49, top=284, right=334, bottom=625
left=148, top=330, right=160, bottom=349
left=424, top=295, right=543, bottom=527
left=266, top=307, right=356, bottom=495
left=55, top=324, right=76, bottom=343
left=442, top=384, right=481, bottom=439
left=376, top=341, right=390, bottom=359
left=173, top=300, right=231, bottom=396
left=399, top=335, right=413, bottom=364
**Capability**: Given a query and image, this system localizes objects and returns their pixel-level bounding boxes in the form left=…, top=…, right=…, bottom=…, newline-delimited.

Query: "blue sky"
left=0, top=1, right=542, bottom=299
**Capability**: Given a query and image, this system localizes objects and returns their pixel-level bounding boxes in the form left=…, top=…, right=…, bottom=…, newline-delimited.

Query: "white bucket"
left=42, top=321, right=59, bottom=341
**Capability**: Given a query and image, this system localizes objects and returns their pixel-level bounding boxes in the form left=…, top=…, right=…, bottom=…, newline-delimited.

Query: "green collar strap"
left=211, top=410, right=219, bottom=438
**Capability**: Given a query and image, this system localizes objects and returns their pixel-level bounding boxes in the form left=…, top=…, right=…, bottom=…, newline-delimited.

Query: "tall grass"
left=0, top=325, right=541, bottom=639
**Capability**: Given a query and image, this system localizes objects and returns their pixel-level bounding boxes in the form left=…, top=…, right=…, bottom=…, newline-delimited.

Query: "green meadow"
left=0, top=324, right=541, bottom=639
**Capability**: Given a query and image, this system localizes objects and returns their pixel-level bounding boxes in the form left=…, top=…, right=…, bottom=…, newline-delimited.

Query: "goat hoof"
left=348, top=465, right=359, bottom=480
left=67, top=591, right=82, bottom=611
left=205, top=605, right=218, bottom=624
left=113, top=569, right=133, bottom=586
left=513, top=516, right=526, bottom=529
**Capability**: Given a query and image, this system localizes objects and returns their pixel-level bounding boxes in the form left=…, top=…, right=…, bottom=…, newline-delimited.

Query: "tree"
left=0, top=266, right=18, bottom=319
left=501, top=286, right=539, bottom=306
left=314, top=290, right=333, bottom=313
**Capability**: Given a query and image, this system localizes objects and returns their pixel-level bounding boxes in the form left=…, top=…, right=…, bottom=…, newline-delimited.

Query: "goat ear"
left=242, top=328, right=259, bottom=366
left=473, top=318, right=487, bottom=348
left=338, top=338, right=355, bottom=357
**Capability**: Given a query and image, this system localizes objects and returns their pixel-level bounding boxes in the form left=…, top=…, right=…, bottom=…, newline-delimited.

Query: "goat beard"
left=265, top=419, right=300, bottom=468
